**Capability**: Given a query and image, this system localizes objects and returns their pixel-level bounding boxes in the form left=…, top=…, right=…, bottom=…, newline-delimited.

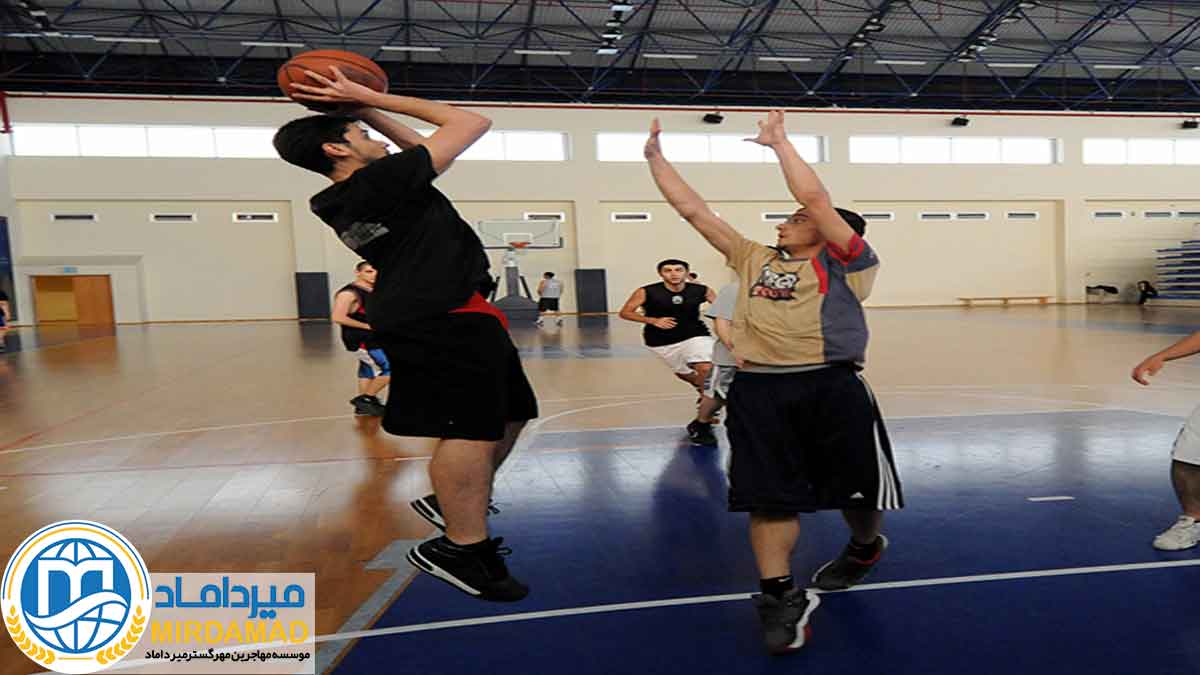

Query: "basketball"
left=277, top=49, right=388, bottom=112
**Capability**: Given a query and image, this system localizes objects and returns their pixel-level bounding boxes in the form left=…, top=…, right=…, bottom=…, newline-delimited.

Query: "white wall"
left=7, top=94, right=1200, bottom=321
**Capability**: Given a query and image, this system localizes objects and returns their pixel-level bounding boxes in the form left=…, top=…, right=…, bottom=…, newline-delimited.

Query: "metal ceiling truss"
left=2, top=0, right=1200, bottom=111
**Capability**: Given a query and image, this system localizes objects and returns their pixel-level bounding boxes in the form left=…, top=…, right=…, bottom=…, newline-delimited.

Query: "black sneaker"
left=406, top=536, right=529, bottom=602
left=686, top=420, right=718, bottom=446
left=362, top=395, right=386, bottom=416
left=812, top=534, right=889, bottom=591
left=350, top=395, right=385, bottom=417
left=410, top=494, right=500, bottom=531
left=753, top=588, right=821, bottom=654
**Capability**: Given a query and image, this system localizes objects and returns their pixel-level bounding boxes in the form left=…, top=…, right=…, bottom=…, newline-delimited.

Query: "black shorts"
left=726, top=366, right=903, bottom=513
left=375, top=313, right=538, bottom=442
left=538, top=298, right=560, bottom=312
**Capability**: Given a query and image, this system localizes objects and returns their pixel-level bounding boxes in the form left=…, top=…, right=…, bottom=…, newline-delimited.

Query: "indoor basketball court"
left=3, top=1, right=1200, bottom=674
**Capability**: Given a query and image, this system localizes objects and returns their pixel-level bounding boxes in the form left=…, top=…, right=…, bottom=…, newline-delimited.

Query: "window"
left=213, top=128, right=277, bottom=158
left=150, top=213, right=197, bottom=222
left=762, top=212, right=793, bottom=221
left=51, top=213, right=97, bottom=222
left=1128, top=139, right=1174, bottom=165
left=1178, top=211, right=1200, bottom=219
left=232, top=212, right=279, bottom=222
left=147, top=126, right=217, bottom=158
left=1006, top=212, right=1039, bottom=220
left=849, top=136, right=900, bottom=163
left=524, top=212, right=565, bottom=221
left=75, top=126, right=148, bottom=157
left=1144, top=211, right=1173, bottom=219
left=503, top=131, right=567, bottom=161
left=919, top=212, right=954, bottom=220
left=13, top=124, right=80, bottom=156
left=1092, top=211, right=1125, bottom=219
left=598, top=133, right=823, bottom=163
left=850, top=136, right=1057, bottom=164
left=861, top=212, right=895, bottom=221
left=611, top=212, right=651, bottom=222
left=956, top=212, right=990, bottom=221
left=1083, top=138, right=1200, bottom=165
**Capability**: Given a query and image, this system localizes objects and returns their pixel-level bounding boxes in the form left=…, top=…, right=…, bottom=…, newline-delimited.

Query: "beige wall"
left=7, top=94, right=1200, bottom=321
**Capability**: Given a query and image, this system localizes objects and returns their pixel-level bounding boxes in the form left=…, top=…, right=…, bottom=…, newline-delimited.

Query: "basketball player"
left=536, top=272, right=563, bottom=327
left=618, top=260, right=718, bottom=445
left=1133, top=334, right=1200, bottom=550
left=645, top=111, right=903, bottom=653
left=275, top=66, right=536, bottom=601
left=695, top=281, right=740, bottom=429
left=332, top=261, right=390, bottom=416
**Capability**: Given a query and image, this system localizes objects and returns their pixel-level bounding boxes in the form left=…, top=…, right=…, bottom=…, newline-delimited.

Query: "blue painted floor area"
left=332, top=409, right=1200, bottom=674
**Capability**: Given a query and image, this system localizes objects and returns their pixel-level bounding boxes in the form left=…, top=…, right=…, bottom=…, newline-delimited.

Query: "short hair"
left=543, top=272, right=555, bottom=278
left=355, top=261, right=372, bottom=272
left=657, top=259, right=690, bottom=272
left=835, top=207, right=867, bottom=236
left=273, top=114, right=357, bottom=176
left=688, top=272, right=698, bottom=279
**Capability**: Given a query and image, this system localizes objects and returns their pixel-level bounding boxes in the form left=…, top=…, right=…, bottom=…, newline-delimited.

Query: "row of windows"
left=1081, top=138, right=1200, bottom=165
left=13, top=124, right=1200, bottom=166
left=609, top=210, right=1042, bottom=223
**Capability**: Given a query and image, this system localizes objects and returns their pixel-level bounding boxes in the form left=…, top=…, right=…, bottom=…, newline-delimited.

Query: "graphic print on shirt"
left=749, top=264, right=801, bottom=301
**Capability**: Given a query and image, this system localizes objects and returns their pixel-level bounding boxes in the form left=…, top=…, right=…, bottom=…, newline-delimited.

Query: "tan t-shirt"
left=726, top=233, right=879, bottom=367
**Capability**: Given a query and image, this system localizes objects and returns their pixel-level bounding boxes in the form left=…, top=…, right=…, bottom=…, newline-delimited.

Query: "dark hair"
left=688, top=272, right=698, bottom=279
left=835, top=207, right=867, bottom=236
left=543, top=272, right=555, bottom=278
left=273, top=114, right=357, bottom=176
left=657, top=259, right=690, bottom=272
left=355, top=261, right=373, bottom=272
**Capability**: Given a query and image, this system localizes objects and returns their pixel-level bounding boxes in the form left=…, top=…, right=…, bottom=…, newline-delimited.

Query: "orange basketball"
left=277, top=49, right=388, bottom=112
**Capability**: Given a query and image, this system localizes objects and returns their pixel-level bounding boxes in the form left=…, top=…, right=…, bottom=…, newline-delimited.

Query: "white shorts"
left=1173, top=405, right=1200, bottom=466
left=648, top=336, right=715, bottom=375
left=703, top=364, right=737, bottom=400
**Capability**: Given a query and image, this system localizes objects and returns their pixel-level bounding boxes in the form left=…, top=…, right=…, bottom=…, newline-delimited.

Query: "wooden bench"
left=958, top=295, right=1052, bottom=307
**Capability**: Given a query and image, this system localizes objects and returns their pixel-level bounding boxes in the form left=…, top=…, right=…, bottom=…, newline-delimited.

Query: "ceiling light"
left=597, top=46, right=619, bottom=55
left=240, top=41, right=305, bottom=48
left=876, top=59, right=927, bottom=66
left=601, top=29, right=623, bottom=39
left=611, top=3, right=634, bottom=10
left=758, top=56, right=813, bottom=62
left=987, top=62, right=1040, bottom=68
left=849, top=39, right=869, bottom=48
left=998, top=14, right=1021, bottom=23
left=605, top=18, right=623, bottom=28
left=93, top=36, right=161, bottom=43
left=1093, top=64, right=1142, bottom=70
left=642, top=53, right=698, bottom=60
left=380, top=45, right=442, bottom=52
left=862, top=23, right=885, bottom=33
left=514, top=49, right=571, bottom=56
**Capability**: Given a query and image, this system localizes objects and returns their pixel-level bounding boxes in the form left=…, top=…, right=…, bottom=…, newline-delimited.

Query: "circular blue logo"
left=19, top=538, right=132, bottom=654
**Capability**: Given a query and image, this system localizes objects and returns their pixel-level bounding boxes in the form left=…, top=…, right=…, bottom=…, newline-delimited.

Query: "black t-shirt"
left=310, top=146, right=490, bottom=333
left=641, top=282, right=711, bottom=347
left=336, top=283, right=376, bottom=351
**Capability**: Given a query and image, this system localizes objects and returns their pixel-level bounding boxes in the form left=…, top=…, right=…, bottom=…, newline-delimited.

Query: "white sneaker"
left=555, top=318, right=563, bottom=326
left=1153, top=515, right=1200, bottom=551
left=535, top=319, right=544, bottom=327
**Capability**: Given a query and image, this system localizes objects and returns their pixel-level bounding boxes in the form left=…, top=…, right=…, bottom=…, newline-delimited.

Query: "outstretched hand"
left=745, top=109, right=787, bottom=147
left=289, top=66, right=377, bottom=106
left=644, top=118, right=663, bottom=159
left=1132, top=355, right=1166, bottom=386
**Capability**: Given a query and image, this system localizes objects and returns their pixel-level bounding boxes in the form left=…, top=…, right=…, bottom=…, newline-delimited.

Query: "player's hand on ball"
left=1132, top=356, right=1165, bottom=385
left=290, top=66, right=376, bottom=105
left=746, top=109, right=787, bottom=147
left=644, top=118, right=664, bottom=159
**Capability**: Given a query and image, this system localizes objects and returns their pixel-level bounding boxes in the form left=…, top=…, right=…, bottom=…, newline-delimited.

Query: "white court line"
left=310, top=558, right=1200, bottom=644
left=1028, top=496, right=1076, bottom=502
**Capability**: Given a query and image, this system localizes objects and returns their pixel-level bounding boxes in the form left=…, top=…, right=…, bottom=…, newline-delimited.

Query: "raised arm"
left=644, top=119, right=740, bottom=258
left=290, top=67, right=491, bottom=174
left=354, top=108, right=425, bottom=150
left=747, top=110, right=856, bottom=251
left=331, top=291, right=371, bottom=331
left=1132, top=331, right=1200, bottom=385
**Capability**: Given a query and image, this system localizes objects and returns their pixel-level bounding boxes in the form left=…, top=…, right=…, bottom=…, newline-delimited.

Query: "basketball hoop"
left=509, top=241, right=532, bottom=250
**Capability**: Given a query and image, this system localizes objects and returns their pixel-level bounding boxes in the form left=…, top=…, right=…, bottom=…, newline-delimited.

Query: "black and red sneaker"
left=753, top=588, right=821, bottom=654
left=811, top=534, right=889, bottom=590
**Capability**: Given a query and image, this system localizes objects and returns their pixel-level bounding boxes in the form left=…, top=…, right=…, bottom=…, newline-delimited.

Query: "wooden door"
left=73, top=275, right=115, bottom=325
left=32, top=276, right=78, bottom=322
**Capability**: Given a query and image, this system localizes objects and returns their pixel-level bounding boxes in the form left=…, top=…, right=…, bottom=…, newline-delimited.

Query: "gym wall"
left=5, top=95, right=1200, bottom=322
